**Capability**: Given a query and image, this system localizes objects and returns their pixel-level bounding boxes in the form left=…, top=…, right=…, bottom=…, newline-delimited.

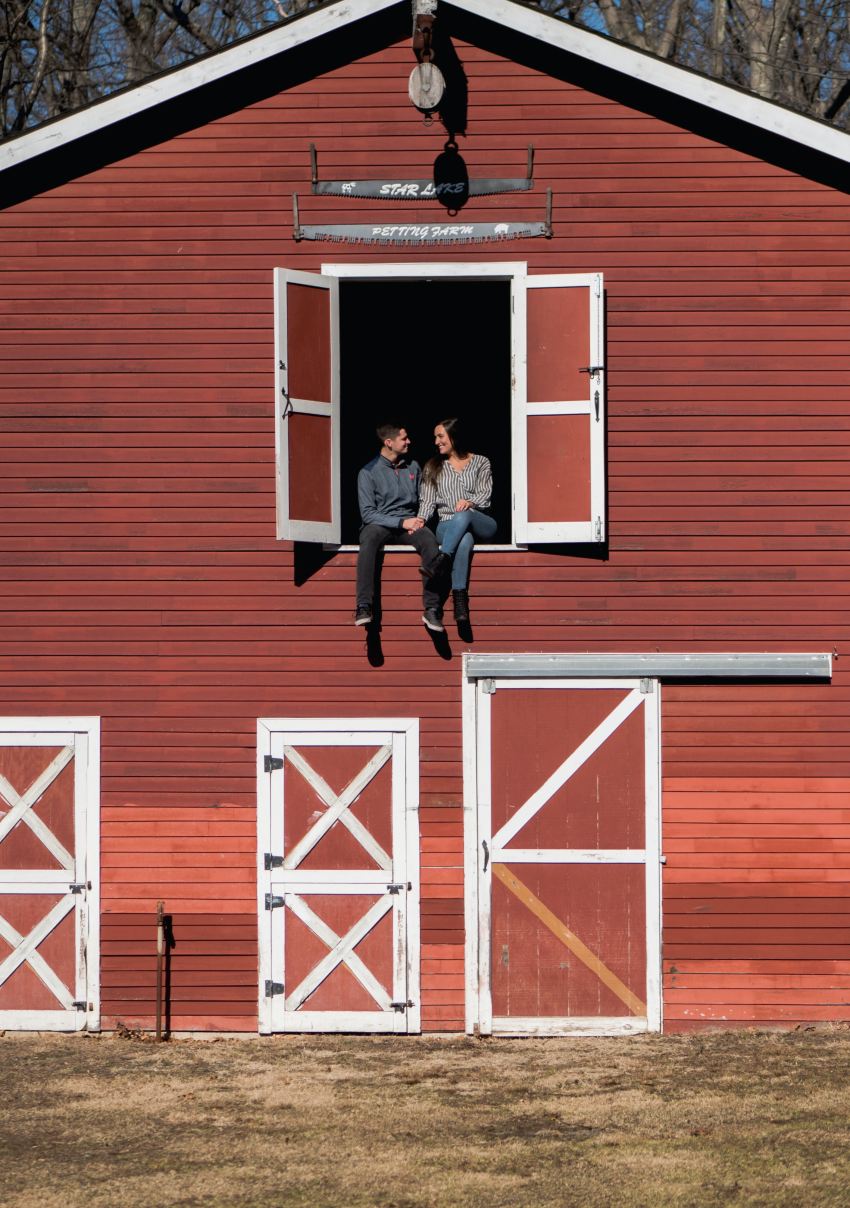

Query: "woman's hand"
left=455, top=499, right=473, bottom=512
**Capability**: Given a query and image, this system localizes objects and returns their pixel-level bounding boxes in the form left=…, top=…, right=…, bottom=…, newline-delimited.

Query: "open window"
left=274, top=267, right=604, bottom=547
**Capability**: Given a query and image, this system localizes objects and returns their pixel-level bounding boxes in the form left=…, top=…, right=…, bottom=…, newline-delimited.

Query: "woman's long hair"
left=423, top=417, right=470, bottom=487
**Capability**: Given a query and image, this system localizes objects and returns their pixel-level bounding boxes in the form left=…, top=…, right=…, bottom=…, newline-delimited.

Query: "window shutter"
left=512, top=273, right=605, bottom=544
left=274, top=269, right=340, bottom=543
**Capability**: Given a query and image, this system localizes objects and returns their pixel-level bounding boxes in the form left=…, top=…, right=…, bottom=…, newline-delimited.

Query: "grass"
left=2, top=1028, right=849, bottom=1206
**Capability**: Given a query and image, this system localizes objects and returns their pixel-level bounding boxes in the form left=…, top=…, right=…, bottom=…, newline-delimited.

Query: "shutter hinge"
left=390, top=999, right=414, bottom=1011
left=640, top=678, right=654, bottom=695
left=265, top=980, right=284, bottom=997
left=264, top=853, right=284, bottom=871
left=264, top=755, right=284, bottom=773
left=265, top=893, right=284, bottom=910
left=71, top=1000, right=87, bottom=1010
left=69, top=883, right=87, bottom=894
left=594, top=518, right=603, bottom=542
left=481, top=678, right=496, bottom=695
left=387, top=882, right=412, bottom=894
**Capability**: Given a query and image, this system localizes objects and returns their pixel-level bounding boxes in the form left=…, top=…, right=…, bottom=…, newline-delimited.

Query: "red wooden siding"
left=2, top=31, right=850, bottom=1031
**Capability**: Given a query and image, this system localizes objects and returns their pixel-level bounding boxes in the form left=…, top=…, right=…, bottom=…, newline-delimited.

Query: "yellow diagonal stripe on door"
left=492, top=863, right=647, bottom=1017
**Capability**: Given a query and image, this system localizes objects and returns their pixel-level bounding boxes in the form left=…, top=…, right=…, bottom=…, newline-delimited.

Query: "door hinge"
left=264, top=854, right=284, bottom=870
left=390, top=999, right=414, bottom=1011
left=71, top=1000, right=87, bottom=1010
left=387, top=882, right=412, bottom=894
left=264, top=755, right=284, bottom=773
left=265, top=980, right=284, bottom=997
left=640, top=678, right=654, bottom=695
left=69, top=883, right=87, bottom=894
left=481, top=678, right=496, bottom=695
left=594, top=517, right=603, bottom=542
left=265, top=893, right=284, bottom=910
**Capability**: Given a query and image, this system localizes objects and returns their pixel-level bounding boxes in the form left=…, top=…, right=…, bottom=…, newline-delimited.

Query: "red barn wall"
left=1, top=34, right=849, bottom=1031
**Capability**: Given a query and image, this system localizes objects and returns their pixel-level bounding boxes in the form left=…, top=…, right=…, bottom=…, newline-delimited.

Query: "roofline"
left=0, top=0, right=400, bottom=174
left=465, top=0, right=850, bottom=164
left=2, top=0, right=849, bottom=177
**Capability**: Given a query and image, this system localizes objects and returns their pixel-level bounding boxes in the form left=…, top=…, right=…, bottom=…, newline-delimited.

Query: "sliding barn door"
left=473, top=680, right=660, bottom=1035
left=258, top=720, right=419, bottom=1033
left=0, top=722, right=98, bottom=1030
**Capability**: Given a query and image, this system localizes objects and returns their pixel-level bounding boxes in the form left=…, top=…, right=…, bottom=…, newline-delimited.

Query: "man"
left=355, top=422, right=450, bottom=632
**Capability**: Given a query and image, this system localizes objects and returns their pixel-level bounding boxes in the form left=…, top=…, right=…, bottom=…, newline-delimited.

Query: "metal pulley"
left=409, top=58, right=445, bottom=113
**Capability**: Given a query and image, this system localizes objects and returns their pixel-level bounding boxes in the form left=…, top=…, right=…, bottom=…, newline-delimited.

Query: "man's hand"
left=455, top=499, right=473, bottom=512
left=403, top=517, right=425, bottom=531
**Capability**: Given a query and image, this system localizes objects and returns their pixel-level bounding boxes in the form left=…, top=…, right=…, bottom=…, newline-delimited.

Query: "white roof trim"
left=2, top=0, right=849, bottom=177
left=456, top=0, right=850, bottom=165
left=0, top=0, right=399, bottom=174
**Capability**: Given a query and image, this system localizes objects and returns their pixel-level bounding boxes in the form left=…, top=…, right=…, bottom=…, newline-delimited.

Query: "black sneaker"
left=422, top=608, right=445, bottom=633
left=354, top=605, right=373, bottom=626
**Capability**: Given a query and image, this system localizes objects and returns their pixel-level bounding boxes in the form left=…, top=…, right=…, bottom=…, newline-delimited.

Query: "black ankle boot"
left=452, top=590, right=470, bottom=624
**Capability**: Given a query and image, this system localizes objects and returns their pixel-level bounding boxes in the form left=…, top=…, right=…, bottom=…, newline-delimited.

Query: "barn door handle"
left=482, top=840, right=489, bottom=872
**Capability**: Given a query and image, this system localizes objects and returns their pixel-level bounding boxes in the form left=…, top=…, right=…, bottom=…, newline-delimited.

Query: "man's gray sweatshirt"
left=357, top=454, right=421, bottom=530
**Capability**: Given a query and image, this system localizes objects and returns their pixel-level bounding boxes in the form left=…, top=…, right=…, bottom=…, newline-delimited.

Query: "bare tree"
left=3, top=0, right=850, bottom=136
left=538, top=0, right=850, bottom=123
left=1, top=0, right=314, bottom=137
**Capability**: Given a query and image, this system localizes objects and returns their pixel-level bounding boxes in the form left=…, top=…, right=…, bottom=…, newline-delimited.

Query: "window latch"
left=278, top=362, right=293, bottom=418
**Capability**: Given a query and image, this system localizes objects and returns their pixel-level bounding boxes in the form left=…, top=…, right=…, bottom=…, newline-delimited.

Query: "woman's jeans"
left=436, top=509, right=498, bottom=590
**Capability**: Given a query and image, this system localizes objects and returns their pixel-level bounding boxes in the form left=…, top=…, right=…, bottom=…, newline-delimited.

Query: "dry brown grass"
left=2, top=1028, right=849, bottom=1207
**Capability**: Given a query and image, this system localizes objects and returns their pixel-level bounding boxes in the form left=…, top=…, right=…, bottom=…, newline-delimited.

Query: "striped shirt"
left=418, top=454, right=493, bottom=523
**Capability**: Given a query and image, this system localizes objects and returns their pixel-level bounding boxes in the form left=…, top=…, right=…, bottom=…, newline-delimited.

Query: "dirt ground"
left=2, top=1029, right=849, bottom=1208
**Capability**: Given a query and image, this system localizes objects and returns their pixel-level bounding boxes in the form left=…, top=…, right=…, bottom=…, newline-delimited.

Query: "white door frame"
left=257, top=718, right=420, bottom=1034
left=0, top=717, right=100, bottom=1031
left=463, top=678, right=662, bottom=1036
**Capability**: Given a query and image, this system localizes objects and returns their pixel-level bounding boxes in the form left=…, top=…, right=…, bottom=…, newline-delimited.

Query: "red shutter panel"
left=274, top=269, right=340, bottom=543
left=513, top=274, right=604, bottom=544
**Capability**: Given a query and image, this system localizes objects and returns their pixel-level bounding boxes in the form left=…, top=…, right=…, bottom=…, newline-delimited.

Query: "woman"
left=418, top=417, right=497, bottom=624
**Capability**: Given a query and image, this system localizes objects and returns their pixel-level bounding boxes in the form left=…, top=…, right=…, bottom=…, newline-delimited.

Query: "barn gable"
left=1, top=0, right=848, bottom=1037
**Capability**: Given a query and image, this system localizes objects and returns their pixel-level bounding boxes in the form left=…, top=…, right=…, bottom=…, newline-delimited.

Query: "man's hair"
left=376, top=422, right=404, bottom=444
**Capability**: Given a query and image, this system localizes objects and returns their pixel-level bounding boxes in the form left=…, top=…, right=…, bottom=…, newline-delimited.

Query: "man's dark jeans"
left=356, top=523, right=445, bottom=612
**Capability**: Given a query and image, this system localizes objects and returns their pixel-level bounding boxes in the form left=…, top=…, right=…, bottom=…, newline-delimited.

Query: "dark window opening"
left=339, top=279, right=512, bottom=545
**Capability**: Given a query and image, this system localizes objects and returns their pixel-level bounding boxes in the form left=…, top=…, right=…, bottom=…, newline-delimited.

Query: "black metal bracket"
left=264, top=755, right=284, bottom=773
left=264, top=853, right=284, bottom=871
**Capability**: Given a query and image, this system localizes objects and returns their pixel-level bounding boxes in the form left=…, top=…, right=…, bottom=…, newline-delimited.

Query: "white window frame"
left=462, top=678, right=661, bottom=1037
left=256, top=717, right=420, bottom=1035
left=296, top=261, right=604, bottom=549
left=0, top=716, right=100, bottom=1032
left=318, top=262, right=523, bottom=550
